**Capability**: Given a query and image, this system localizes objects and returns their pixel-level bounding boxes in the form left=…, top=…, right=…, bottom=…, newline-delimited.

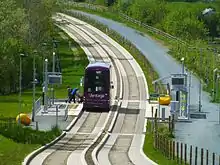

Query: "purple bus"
left=83, top=62, right=113, bottom=111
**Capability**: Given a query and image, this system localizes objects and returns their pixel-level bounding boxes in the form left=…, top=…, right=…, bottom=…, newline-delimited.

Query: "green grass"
left=0, top=27, right=88, bottom=119
left=0, top=89, right=42, bottom=118
left=65, top=3, right=220, bottom=102
left=52, top=28, right=88, bottom=98
left=143, top=133, right=180, bottom=165
left=143, top=121, right=187, bottom=165
left=0, top=26, right=88, bottom=165
left=0, top=135, right=40, bottom=165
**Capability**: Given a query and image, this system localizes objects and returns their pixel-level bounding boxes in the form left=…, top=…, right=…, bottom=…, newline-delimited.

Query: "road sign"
left=48, top=75, right=62, bottom=84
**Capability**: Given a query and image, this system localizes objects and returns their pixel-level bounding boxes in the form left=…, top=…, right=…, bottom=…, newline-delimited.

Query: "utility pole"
left=32, top=50, right=37, bottom=122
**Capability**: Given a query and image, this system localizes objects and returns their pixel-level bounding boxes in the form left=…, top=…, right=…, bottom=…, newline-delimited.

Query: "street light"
left=19, top=53, right=28, bottom=123
left=52, top=52, right=56, bottom=104
left=213, top=68, right=218, bottom=101
left=181, top=57, right=185, bottom=74
left=32, top=50, right=37, bottom=122
left=42, top=42, right=47, bottom=84
left=44, top=58, right=48, bottom=112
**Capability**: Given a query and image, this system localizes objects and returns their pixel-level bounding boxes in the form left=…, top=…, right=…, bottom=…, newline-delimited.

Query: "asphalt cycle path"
left=71, top=10, right=220, bottom=155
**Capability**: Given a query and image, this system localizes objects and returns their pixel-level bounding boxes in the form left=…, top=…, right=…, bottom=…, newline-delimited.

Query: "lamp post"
left=32, top=50, right=37, bottom=122
left=52, top=52, right=56, bottom=104
left=19, top=53, right=28, bottom=123
left=181, top=57, right=185, bottom=74
left=42, top=42, right=47, bottom=84
left=198, top=49, right=202, bottom=112
left=44, top=58, right=48, bottom=112
left=213, top=68, right=218, bottom=101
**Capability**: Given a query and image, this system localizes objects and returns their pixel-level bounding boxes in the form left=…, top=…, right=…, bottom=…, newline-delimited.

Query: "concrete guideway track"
left=25, top=12, right=156, bottom=165
left=57, top=13, right=157, bottom=165
left=26, top=14, right=122, bottom=165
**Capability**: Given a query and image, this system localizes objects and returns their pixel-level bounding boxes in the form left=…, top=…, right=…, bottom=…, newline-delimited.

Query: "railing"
left=35, top=97, right=42, bottom=114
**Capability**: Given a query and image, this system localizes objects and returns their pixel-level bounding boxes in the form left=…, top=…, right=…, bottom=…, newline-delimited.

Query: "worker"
left=68, top=87, right=79, bottom=103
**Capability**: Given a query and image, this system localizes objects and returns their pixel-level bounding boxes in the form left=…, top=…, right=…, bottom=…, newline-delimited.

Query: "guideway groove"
left=60, top=14, right=142, bottom=165
left=26, top=12, right=152, bottom=165
left=27, top=14, right=122, bottom=165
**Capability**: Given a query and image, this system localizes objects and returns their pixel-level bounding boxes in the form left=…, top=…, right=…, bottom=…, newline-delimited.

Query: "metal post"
left=213, top=68, right=218, bottom=101
left=181, top=57, right=184, bottom=74
left=44, top=59, right=48, bottom=112
left=56, top=105, right=58, bottom=128
left=216, top=74, right=219, bottom=102
left=19, top=55, right=22, bottom=124
left=52, top=52, right=55, bottom=104
left=199, top=49, right=202, bottom=112
left=42, top=43, right=47, bottom=84
left=32, top=51, right=37, bottom=122
left=188, top=71, right=191, bottom=119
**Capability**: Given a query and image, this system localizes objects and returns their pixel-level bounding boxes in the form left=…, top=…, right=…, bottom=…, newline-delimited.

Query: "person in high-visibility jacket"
left=68, top=88, right=79, bottom=103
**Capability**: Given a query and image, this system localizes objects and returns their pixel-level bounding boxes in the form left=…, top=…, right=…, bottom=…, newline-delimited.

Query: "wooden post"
left=169, top=116, right=171, bottom=132
left=173, top=141, right=175, bottom=160
left=190, top=145, right=192, bottom=165
left=181, top=143, right=183, bottom=164
left=206, top=150, right=209, bottom=165
left=168, top=140, right=171, bottom=159
left=171, top=114, right=175, bottom=132
left=195, top=147, right=198, bottom=165
left=177, top=142, right=179, bottom=163
left=185, top=144, right=187, bottom=165
left=213, top=153, right=215, bottom=165
left=201, top=148, right=204, bottom=165
left=152, top=106, right=154, bottom=117
left=219, top=155, right=220, bottom=165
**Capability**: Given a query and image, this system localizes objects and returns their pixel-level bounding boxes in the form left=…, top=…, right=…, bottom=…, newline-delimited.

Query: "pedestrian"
left=66, top=86, right=72, bottom=103
left=68, top=87, right=79, bottom=103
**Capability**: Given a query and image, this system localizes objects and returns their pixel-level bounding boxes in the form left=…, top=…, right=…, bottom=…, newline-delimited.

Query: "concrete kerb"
left=91, top=55, right=124, bottom=165
left=22, top=131, right=66, bottom=165
left=23, top=103, right=84, bottom=165
left=63, top=12, right=156, bottom=164
left=92, top=101, right=122, bottom=165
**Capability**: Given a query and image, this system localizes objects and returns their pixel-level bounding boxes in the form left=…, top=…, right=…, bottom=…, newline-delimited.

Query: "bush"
left=0, top=120, right=61, bottom=145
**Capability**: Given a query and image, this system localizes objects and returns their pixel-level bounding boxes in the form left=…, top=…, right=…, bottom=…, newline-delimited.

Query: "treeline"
left=0, top=0, right=60, bottom=95
left=113, top=0, right=220, bottom=41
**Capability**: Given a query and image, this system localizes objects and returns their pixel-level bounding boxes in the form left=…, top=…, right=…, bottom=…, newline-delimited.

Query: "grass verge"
left=62, top=10, right=160, bottom=93
left=143, top=120, right=183, bottom=165
left=0, top=25, right=88, bottom=165
left=0, top=135, right=40, bottom=165
left=63, top=3, right=220, bottom=102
